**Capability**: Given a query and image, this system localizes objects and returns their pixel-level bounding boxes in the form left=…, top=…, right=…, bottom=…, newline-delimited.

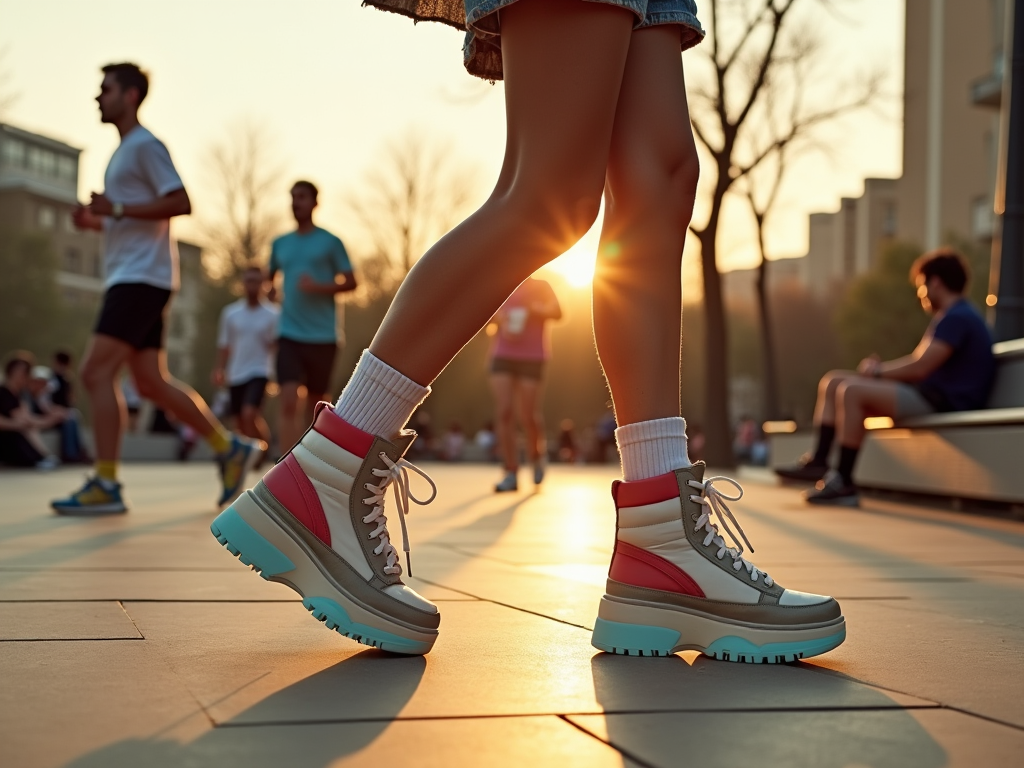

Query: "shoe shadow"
left=61, top=650, right=426, bottom=768
left=584, top=653, right=947, bottom=768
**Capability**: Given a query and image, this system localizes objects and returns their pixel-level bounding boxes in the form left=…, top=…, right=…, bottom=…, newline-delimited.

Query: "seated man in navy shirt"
left=777, top=248, right=995, bottom=506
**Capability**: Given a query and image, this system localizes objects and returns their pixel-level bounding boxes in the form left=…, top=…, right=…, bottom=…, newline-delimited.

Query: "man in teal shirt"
left=269, top=180, right=357, bottom=453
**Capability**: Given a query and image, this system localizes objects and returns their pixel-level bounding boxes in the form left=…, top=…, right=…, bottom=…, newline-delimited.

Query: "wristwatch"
left=112, top=202, right=124, bottom=220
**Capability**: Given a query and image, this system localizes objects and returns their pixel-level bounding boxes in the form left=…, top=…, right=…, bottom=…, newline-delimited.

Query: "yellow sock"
left=207, top=426, right=233, bottom=455
left=96, top=461, right=118, bottom=483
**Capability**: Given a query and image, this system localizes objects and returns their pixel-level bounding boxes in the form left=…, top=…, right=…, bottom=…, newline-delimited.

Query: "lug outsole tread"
left=210, top=517, right=428, bottom=654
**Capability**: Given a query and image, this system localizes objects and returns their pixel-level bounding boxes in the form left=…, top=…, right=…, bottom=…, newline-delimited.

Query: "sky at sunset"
left=1, top=0, right=905, bottom=291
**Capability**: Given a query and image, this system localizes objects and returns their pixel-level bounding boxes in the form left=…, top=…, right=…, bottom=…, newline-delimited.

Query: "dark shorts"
left=276, top=338, right=337, bottom=396
left=95, top=283, right=172, bottom=350
left=229, top=377, right=268, bottom=416
left=490, top=357, right=545, bottom=381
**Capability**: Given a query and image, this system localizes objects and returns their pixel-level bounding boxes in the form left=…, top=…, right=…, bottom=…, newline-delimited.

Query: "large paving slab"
left=60, top=716, right=643, bottom=768
left=120, top=600, right=931, bottom=725
left=568, top=708, right=1024, bottom=768
left=2, top=462, right=1023, bottom=767
left=0, top=600, right=142, bottom=640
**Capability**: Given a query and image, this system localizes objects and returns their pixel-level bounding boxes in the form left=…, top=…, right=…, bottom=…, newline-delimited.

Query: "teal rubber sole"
left=210, top=504, right=432, bottom=655
left=591, top=617, right=846, bottom=663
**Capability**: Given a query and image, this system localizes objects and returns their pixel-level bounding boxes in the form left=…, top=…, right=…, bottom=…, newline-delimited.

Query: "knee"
left=606, top=145, right=699, bottom=222
left=820, top=371, right=847, bottom=395
left=496, top=403, right=515, bottom=425
left=502, top=175, right=604, bottom=259
left=835, top=381, right=864, bottom=407
left=134, top=376, right=162, bottom=402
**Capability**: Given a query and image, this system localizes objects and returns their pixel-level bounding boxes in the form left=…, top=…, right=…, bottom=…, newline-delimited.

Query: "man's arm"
left=88, top=188, right=191, bottom=221
left=871, top=338, right=954, bottom=383
left=298, top=271, right=358, bottom=295
left=0, top=405, right=33, bottom=432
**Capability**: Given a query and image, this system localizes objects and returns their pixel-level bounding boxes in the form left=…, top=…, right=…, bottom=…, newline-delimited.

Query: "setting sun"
left=547, top=224, right=600, bottom=287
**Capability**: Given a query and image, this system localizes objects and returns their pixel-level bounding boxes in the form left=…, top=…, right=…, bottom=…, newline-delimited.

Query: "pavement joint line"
left=412, top=576, right=592, bottom=629
left=117, top=599, right=146, bottom=639
left=0, top=637, right=146, bottom=642
left=558, top=713, right=661, bottom=768
left=209, top=703, right=947, bottom=730
left=940, top=704, right=1024, bottom=732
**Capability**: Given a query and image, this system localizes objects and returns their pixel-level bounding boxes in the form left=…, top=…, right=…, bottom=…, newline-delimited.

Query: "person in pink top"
left=489, top=276, right=562, bottom=492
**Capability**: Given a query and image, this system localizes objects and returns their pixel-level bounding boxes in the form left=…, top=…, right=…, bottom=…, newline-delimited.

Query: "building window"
left=882, top=202, right=897, bottom=237
left=64, top=247, right=82, bottom=274
left=972, top=197, right=995, bottom=240
left=37, top=205, right=56, bottom=230
left=57, top=155, right=76, bottom=183
left=2, top=138, right=25, bottom=168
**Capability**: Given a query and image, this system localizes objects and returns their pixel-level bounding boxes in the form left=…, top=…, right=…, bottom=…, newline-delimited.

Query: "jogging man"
left=51, top=63, right=262, bottom=515
left=214, top=265, right=279, bottom=450
left=269, top=181, right=357, bottom=453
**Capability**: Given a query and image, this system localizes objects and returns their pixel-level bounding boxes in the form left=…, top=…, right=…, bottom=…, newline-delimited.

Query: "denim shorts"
left=362, top=1, right=704, bottom=81
left=464, top=0, right=704, bottom=80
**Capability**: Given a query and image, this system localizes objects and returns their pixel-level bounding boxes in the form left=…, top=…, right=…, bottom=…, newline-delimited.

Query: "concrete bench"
left=856, top=338, right=1024, bottom=503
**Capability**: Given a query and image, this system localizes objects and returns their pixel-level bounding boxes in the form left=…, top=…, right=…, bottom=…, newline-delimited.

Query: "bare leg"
left=305, top=390, right=324, bottom=426
left=239, top=404, right=271, bottom=445
left=515, top=377, right=545, bottom=463
left=128, top=350, right=224, bottom=440
left=369, top=0, right=635, bottom=384
left=79, top=334, right=134, bottom=462
left=278, top=382, right=303, bottom=455
left=835, top=379, right=899, bottom=449
left=814, top=370, right=858, bottom=426
left=490, top=372, right=518, bottom=472
left=593, top=25, right=700, bottom=427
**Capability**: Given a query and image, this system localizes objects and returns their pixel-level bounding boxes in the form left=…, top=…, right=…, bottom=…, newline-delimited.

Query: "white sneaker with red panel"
left=592, top=463, right=845, bottom=663
left=210, top=402, right=440, bottom=655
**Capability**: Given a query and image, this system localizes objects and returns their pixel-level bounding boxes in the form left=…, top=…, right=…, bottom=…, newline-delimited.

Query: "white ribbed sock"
left=333, top=350, right=431, bottom=438
left=615, top=417, right=691, bottom=482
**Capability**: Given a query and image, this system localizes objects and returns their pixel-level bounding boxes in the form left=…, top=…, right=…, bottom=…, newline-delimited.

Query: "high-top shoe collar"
left=307, top=401, right=416, bottom=460
left=612, top=463, right=706, bottom=509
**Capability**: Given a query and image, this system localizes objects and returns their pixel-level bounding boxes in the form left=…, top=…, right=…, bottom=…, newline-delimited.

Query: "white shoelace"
left=361, top=453, right=437, bottom=577
left=687, top=476, right=774, bottom=586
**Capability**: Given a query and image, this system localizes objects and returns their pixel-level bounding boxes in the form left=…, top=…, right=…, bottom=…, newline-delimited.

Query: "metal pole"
left=994, top=0, right=1024, bottom=341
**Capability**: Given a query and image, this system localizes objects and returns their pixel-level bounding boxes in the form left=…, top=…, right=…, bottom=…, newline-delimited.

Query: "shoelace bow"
left=361, top=453, right=436, bottom=577
left=687, top=476, right=773, bottom=586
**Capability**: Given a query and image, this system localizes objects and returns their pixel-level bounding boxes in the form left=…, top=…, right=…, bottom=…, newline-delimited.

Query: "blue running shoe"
left=51, top=476, right=127, bottom=515
left=217, top=435, right=265, bottom=507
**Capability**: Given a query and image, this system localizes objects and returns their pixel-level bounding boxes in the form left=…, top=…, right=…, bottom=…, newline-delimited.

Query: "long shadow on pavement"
left=62, top=650, right=426, bottom=768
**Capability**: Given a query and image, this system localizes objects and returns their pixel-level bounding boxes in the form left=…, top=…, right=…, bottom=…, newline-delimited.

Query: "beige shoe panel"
left=779, top=588, right=833, bottom=607
left=384, top=584, right=439, bottom=614
left=295, top=432, right=361, bottom=491
left=305, top=474, right=374, bottom=581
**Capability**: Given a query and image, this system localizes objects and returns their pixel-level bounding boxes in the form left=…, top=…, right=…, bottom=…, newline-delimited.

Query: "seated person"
left=27, top=365, right=88, bottom=463
left=776, top=248, right=995, bottom=506
left=0, top=353, right=59, bottom=469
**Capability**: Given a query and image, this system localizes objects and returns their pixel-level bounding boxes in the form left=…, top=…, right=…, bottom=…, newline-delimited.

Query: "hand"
left=72, top=205, right=103, bottom=231
left=212, top=368, right=226, bottom=387
left=298, top=274, right=319, bottom=294
left=88, top=192, right=114, bottom=217
left=857, top=355, right=882, bottom=377
left=11, top=411, right=32, bottom=430
left=267, top=285, right=278, bottom=303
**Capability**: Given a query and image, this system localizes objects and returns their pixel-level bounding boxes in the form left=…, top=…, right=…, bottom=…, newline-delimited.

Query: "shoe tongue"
left=389, top=430, right=417, bottom=458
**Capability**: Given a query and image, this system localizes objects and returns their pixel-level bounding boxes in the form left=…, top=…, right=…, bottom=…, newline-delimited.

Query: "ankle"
left=615, top=417, right=691, bottom=482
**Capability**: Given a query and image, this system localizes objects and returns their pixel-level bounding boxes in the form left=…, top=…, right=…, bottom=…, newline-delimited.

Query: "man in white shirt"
left=51, top=63, right=262, bottom=516
left=214, top=266, right=279, bottom=450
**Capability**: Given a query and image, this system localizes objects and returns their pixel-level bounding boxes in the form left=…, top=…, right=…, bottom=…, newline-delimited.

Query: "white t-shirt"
left=102, top=125, right=184, bottom=291
left=217, top=299, right=280, bottom=386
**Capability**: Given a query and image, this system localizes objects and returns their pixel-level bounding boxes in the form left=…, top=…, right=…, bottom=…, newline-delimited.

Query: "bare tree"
left=200, top=123, right=285, bottom=282
left=688, top=0, right=881, bottom=465
left=345, top=132, right=476, bottom=300
left=0, top=45, right=20, bottom=120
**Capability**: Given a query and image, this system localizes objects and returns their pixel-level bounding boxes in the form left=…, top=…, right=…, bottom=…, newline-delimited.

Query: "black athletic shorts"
left=229, top=377, right=268, bottom=416
left=490, top=357, right=545, bottom=381
left=276, top=338, right=337, bottom=396
left=95, top=283, right=172, bottom=350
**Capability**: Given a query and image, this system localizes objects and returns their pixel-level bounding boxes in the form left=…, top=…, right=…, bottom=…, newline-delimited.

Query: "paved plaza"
left=2, top=462, right=1023, bottom=767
